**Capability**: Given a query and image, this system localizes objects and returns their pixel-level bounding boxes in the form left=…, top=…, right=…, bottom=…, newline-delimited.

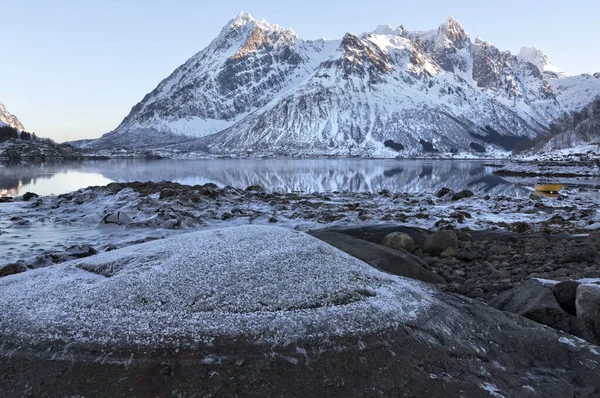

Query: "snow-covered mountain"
left=0, top=101, right=24, bottom=131
left=92, top=12, right=339, bottom=149
left=87, top=13, right=600, bottom=156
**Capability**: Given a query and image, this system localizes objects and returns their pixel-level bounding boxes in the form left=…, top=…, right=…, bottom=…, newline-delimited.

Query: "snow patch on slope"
left=549, top=74, right=600, bottom=113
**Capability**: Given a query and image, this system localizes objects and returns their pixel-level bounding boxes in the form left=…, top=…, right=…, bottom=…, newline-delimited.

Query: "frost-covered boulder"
left=1, top=225, right=600, bottom=397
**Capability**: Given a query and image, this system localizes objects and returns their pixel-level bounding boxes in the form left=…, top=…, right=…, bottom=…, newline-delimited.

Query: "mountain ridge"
left=85, top=12, right=600, bottom=156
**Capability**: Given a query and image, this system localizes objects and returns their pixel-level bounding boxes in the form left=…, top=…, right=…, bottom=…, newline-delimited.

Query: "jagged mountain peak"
left=230, top=11, right=254, bottom=25
left=224, top=11, right=294, bottom=37
left=371, top=24, right=397, bottom=36
left=0, top=101, right=25, bottom=131
left=438, top=16, right=469, bottom=47
left=517, top=46, right=567, bottom=78
left=474, top=36, right=491, bottom=46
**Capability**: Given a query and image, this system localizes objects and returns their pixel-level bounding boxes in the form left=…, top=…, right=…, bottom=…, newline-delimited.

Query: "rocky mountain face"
left=541, top=96, right=600, bottom=152
left=549, top=73, right=600, bottom=115
left=87, top=13, right=600, bottom=156
left=0, top=101, right=24, bottom=131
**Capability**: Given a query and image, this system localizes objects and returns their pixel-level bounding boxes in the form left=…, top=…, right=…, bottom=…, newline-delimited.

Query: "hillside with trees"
left=0, top=126, right=82, bottom=161
left=513, top=97, right=600, bottom=155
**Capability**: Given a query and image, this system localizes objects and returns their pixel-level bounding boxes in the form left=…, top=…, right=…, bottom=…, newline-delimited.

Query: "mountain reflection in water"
left=0, top=159, right=529, bottom=197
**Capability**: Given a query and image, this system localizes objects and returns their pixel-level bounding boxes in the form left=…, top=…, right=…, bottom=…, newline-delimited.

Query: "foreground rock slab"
left=491, top=279, right=594, bottom=344
left=1, top=226, right=600, bottom=397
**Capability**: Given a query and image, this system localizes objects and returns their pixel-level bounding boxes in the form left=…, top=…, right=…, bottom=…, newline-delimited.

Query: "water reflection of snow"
left=0, top=159, right=530, bottom=197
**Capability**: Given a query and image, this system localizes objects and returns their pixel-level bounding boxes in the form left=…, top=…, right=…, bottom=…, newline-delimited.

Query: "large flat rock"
left=1, top=225, right=600, bottom=397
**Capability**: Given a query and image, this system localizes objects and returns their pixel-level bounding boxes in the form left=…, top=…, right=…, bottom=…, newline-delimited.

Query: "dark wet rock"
left=491, top=279, right=593, bottom=343
left=0, top=263, right=27, bottom=278
left=451, top=190, right=474, bottom=201
left=0, top=196, right=14, bottom=203
left=101, top=211, right=133, bottom=226
left=436, top=187, right=452, bottom=198
left=381, top=232, right=416, bottom=253
left=159, top=188, right=177, bottom=199
left=65, top=245, right=97, bottom=259
left=512, top=222, right=531, bottom=233
left=489, top=244, right=511, bottom=256
left=566, top=245, right=598, bottom=263
left=424, top=230, right=458, bottom=256
left=554, top=281, right=580, bottom=316
left=221, top=212, right=234, bottom=220
left=9, top=217, right=31, bottom=227
left=576, top=285, right=600, bottom=343
left=456, top=231, right=473, bottom=241
left=21, top=192, right=39, bottom=201
left=245, top=185, right=265, bottom=192
left=310, top=230, right=443, bottom=284
left=457, top=250, right=478, bottom=261
left=440, top=247, right=456, bottom=258
left=584, top=232, right=600, bottom=250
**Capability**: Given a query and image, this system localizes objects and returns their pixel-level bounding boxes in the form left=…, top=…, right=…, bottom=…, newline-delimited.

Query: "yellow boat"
left=534, top=183, right=563, bottom=193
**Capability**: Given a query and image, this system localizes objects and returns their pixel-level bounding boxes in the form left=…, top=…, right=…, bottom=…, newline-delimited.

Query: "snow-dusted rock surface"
left=85, top=13, right=599, bottom=156
left=0, top=101, right=24, bottom=131
left=0, top=225, right=432, bottom=346
left=2, top=225, right=600, bottom=397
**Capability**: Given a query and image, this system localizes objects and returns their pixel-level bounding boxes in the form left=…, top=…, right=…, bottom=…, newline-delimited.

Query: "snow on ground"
left=1, top=180, right=598, bottom=269
left=0, top=225, right=434, bottom=347
left=515, top=144, right=600, bottom=163
left=494, top=160, right=600, bottom=178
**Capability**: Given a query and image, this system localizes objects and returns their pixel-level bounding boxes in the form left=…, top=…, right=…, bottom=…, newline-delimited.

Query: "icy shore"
left=1, top=180, right=598, bottom=271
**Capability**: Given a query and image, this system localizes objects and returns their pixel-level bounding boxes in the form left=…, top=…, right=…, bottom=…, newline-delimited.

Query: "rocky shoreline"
left=1, top=179, right=598, bottom=266
left=1, top=180, right=600, bottom=396
left=310, top=224, right=600, bottom=344
left=1, top=181, right=600, bottom=340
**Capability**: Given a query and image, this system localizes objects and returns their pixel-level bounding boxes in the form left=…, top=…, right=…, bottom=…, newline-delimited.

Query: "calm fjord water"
left=0, top=159, right=528, bottom=197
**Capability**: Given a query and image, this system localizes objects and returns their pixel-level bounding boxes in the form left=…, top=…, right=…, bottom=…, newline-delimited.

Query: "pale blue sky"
left=1, top=0, right=598, bottom=142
